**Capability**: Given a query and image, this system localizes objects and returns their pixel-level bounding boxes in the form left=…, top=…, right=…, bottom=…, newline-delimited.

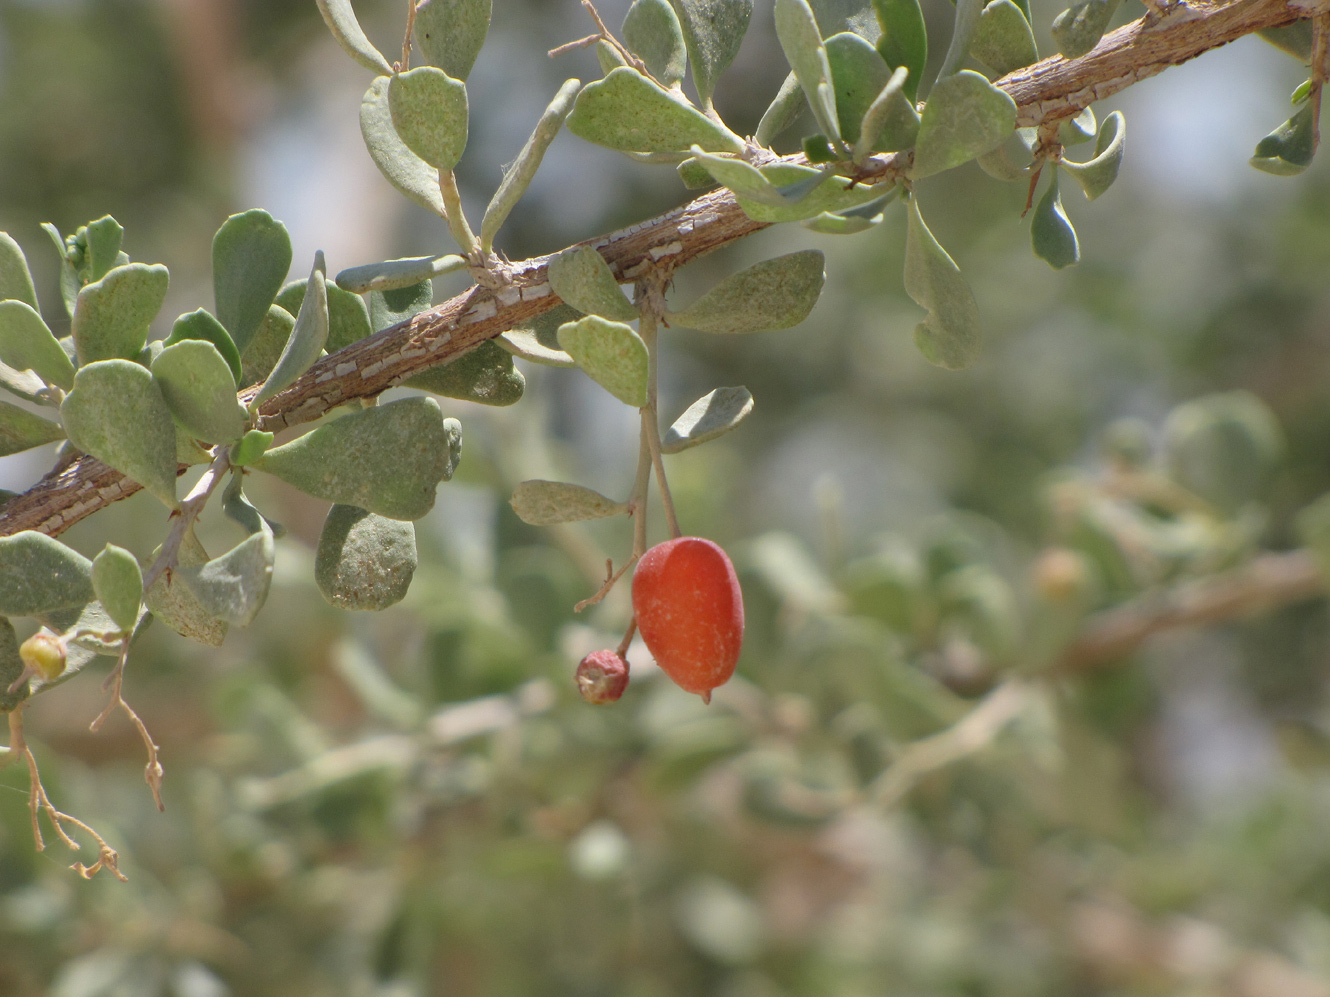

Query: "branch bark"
left=0, top=0, right=1320, bottom=538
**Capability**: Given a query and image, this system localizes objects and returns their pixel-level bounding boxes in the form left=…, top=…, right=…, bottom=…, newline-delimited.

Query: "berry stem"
left=637, top=275, right=682, bottom=540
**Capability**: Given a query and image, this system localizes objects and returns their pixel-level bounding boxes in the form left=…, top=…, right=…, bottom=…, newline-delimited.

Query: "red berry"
left=576, top=649, right=630, bottom=704
left=631, top=537, right=744, bottom=704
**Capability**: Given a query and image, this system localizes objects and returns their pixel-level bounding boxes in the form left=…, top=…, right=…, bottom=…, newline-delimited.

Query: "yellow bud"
left=19, top=632, right=66, bottom=682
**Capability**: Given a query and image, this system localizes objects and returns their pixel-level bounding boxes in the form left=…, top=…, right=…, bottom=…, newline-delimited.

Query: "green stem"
left=438, top=170, right=479, bottom=254
left=637, top=283, right=681, bottom=540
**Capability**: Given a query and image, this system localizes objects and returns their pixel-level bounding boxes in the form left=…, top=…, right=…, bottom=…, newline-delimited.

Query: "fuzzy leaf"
left=0, top=399, right=64, bottom=456
left=567, top=67, right=744, bottom=154
left=0, top=365, right=49, bottom=405
left=872, top=0, right=926, bottom=101
left=1250, top=100, right=1316, bottom=177
left=213, top=210, right=293, bottom=356
left=0, top=300, right=75, bottom=389
left=0, top=232, right=39, bottom=310
left=548, top=245, right=638, bottom=321
left=735, top=163, right=885, bottom=222
left=151, top=339, right=247, bottom=444
left=91, top=543, right=142, bottom=633
left=315, top=0, right=393, bottom=74
left=335, top=255, right=467, bottom=294
left=826, top=31, right=891, bottom=145
left=510, top=480, right=630, bottom=525
left=497, top=303, right=580, bottom=368
left=369, top=279, right=432, bottom=333
left=316, top=504, right=418, bottom=610
left=222, top=472, right=283, bottom=539
left=775, top=0, right=843, bottom=145
left=41, top=223, right=80, bottom=319
left=415, top=0, right=491, bottom=81
left=976, top=129, right=1033, bottom=181
left=231, top=429, right=274, bottom=467
left=971, top=0, right=1037, bottom=76
left=361, top=76, right=447, bottom=215
left=240, top=305, right=295, bottom=388
left=254, top=396, right=461, bottom=520
left=1062, top=109, right=1125, bottom=199
left=688, top=148, right=790, bottom=206
left=625, top=0, right=688, bottom=87
left=904, top=197, right=981, bottom=370
left=1051, top=0, right=1122, bottom=59
left=0, top=532, right=93, bottom=616
left=255, top=255, right=329, bottom=407
left=909, top=70, right=1016, bottom=179
left=145, top=529, right=227, bottom=646
left=755, top=72, right=804, bottom=146
left=1259, top=22, right=1313, bottom=62
left=0, top=619, right=29, bottom=712
left=557, top=316, right=649, bottom=407
left=166, top=308, right=243, bottom=386
left=662, top=386, right=754, bottom=452
left=71, top=263, right=170, bottom=365
left=480, top=79, right=581, bottom=252
left=668, top=250, right=824, bottom=334
left=61, top=359, right=179, bottom=507
left=179, top=528, right=274, bottom=628
left=389, top=67, right=469, bottom=171
left=801, top=189, right=896, bottom=234
left=668, top=0, right=752, bottom=107
left=84, top=215, right=124, bottom=283
left=1059, top=106, right=1096, bottom=146
left=405, top=339, right=525, bottom=406
left=276, top=276, right=372, bottom=353
left=1031, top=168, right=1080, bottom=270
left=854, top=65, right=918, bottom=158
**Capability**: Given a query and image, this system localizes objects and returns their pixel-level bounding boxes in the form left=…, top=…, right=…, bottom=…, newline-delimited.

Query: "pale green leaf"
left=0, top=300, right=75, bottom=389
left=854, top=65, right=918, bottom=159
left=145, top=528, right=227, bottom=647
left=240, top=305, right=295, bottom=388
left=91, top=543, right=142, bottom=633
left=72, top=263, right=170, bottom=365
left=335, top=254, right=467, bottom=294
left=567, top=67, right=744, bottom=154
left=222, top=472, right=284, bottom=539
left=369, top=279, right=432, bottom=333
left=625, top=0, right=688, bottom=87
left=826, top=31, right=890, bottom=145
left=0, top=232, right=38, bottom=310
left=361, top=76, right=447, bottom=215
left=253, top=397, right=462, bottom=520
left=755, top=71, right=804, bottom=147
left=0, top=399, right=64, bottom=456
left=0, top=365, right=49, bottom=405
left=1250, top=100, right=1315, bottom=177
left=151, top=339, right=247, bottom=444
left=909, top=70, right=1017, bottom=180
left=315, top=0, right=393, bottom=74
left=598, top=39, right=630, bottom=75
left=1051, top=0, right=1122, bottom=59
left=662, top=386, right=753, bottom=452
left=904, top=197, right=981, bottom=370
left=213, top=210, right=293, bottom=356
left=276, top=276, right=373, bottom=353
left=970, top=0, right=1037, bottom=76
left=975, top=129, right=1032, bottom=181
left=557, top=316, right=649, bottom=407
left=668, top=0, right=752, bottom=107
left=1059, top=106, right=1096, bottom=146
left=0, top=531, right=93, bottom=616
left=60, top=359, right=179, bottom=507
left=688, top=148, right=790, bottom=206
left=668, top=250, right=824, bottom=334
left=389, top=67, right=469, bottom=171
left=166, top=308, right=243, bottom=386
left=415, top=0, right=491, bottom=81
left=0, top=619, right=29, bottom=712
left=1164, top=391, right=1283, bottom=514
left=510, top=480, right=630, bottom=525
left=872, top=0, right=926, bottom=100
left=255, top=254, right=329, bottom=407
left=548, top=245, right=638, bottom=321
left=84, top=215, right=124, bottom=283
left=1031, top=167, right=1080, bottom=270
left=231, top=429, right=274, bottom=466
left=1062, top=109, right=1125, bottom=199
left=316, top=505, right=418, bottom=610
left=1259, top=22, right=1313, bottom=62
left=497, top=303, right=580, bottom=368
left=734, top=163, right=886, bottom=222
left=178, top=528, right=274, bottom=628
left=775, top=0, right=843, bottom=145
left=405, top=339, right=525, bottom=406
left=41, top=222, right=79, bottom=319
left=800, top=189, right=896, bottom=233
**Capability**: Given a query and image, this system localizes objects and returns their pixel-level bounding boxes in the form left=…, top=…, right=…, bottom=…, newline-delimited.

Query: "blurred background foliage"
left=1, top=0, right=1329, bottom=994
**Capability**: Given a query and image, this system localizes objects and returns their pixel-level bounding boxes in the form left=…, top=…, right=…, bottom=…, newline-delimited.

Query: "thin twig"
left=638, top=275, right=681, bottom=539
left=575, top=556, right=637, bottom=611
left=90, top=641, right=164, bottom=811
left=141, top=446, right=230, bottom=593
left=397, top=0, right=418, bottom=72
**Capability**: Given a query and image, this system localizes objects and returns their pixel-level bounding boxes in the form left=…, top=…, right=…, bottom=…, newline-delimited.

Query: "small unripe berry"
left=631, top=537, right=744, bottom=704
left=19, top=631, right=66, bottom=683
left=576, top=649, right=630, bottom=704
left=1033, top=547, right=1092, bottom=603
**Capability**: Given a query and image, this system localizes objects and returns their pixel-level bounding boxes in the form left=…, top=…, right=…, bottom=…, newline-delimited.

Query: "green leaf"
left=361, top=76, right=447, bottom=215
left=0, top=532, right=93, bottom=616
left=970, top=0, right=1037, bottom=76
left=0, top=619, right=30, bottom=712
left=222, top=471, right=284, bottom=539
left=1062, top=109, right=1125, bottom=199
left=231, top=429, right=274, bottom=466
left=826, top=32, right=891, bottom=145
left=415, top=0, right=491, bottom=81
left=1251, top=100, right=1317, bottom=176
left=151, top=339, right=247, bottom=444
left=904, top=197, right=981, bottom=370
left=335, top=254, right=467, bottom=294
left=668, top=250, right=824, bottom=334
left=872, top=0, right=926, bottom=101
left=0, top=364, right=52, bottom=405
left=60, top=359, right=179, bottom=507
left=510, top=480, right=630, bottom=525
left=315, top=0, right=393, bottom=74
left=404, top=339, right=525, bottom=406
left=909, top=70, right=1017, bottom=180
left=755, top=71, right=804, bottom=147
left=1059, top=105, right=1096, bottom=146
left=316, top=505, right=418, bottom=610
left=276, top=276, right=373, bottom=353
left=496, top=302, right=581, bottom=368
left=567, top=67, right=744, bottom=154
left=854, top=65, right=918, bottom=159
left=0, top=300, right=75, bottom=389
left=389, top=67, right=469, bottom=171
left=625, top=0, right=688, bottom=87
left=91, top=544, right=142, bottom=633
left=480, top=79, right=581, bottom=253
left=775, top=0, right=843, bottom=146
left=668, top=0, right=752, bottom=107
left=1051, top=0, right=1123, bottom=59
left=253, top=396, right=462, bottom=520
left=598, top=39, right=630, bottom=75
left=688, top=148, right=791, bottom=206
left=0, top=232, right=39, bottom=310
left=976, top=131, right=1032, bottom=181
left=548, top=245, right=638, bottom=321
left=84, top=215, right=124, bottom=283
left=166, top=308, right=243, bottom=386
left=801, top=189, right=897, bottom=234
left=1259, top=22, right=1313, bottom=62
left=0, top=399, right=64, bottom=456
left=145, top=528, right=227, bottom=647
left=213, top=210, right=293, bottom=356
left=71, top=263, right=170, bottom=365
left=557, top=316, right=649, bottom=406
left=369, top=279, right=432, bottom=334
left=1030, top=167, right=1080, bottom=270
left=255, top=255, right=329, bottom=407
left=178, top=527, right=274, bottom=628
left=662, top=386, right=754, bottom=452
left=240, top=305, right=295, bottom=388
left=41, top=223, right=80, bottom=319
left=1164, top=391, right=1283, bottom=515
left=734, top=163, right=887, bottom=222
